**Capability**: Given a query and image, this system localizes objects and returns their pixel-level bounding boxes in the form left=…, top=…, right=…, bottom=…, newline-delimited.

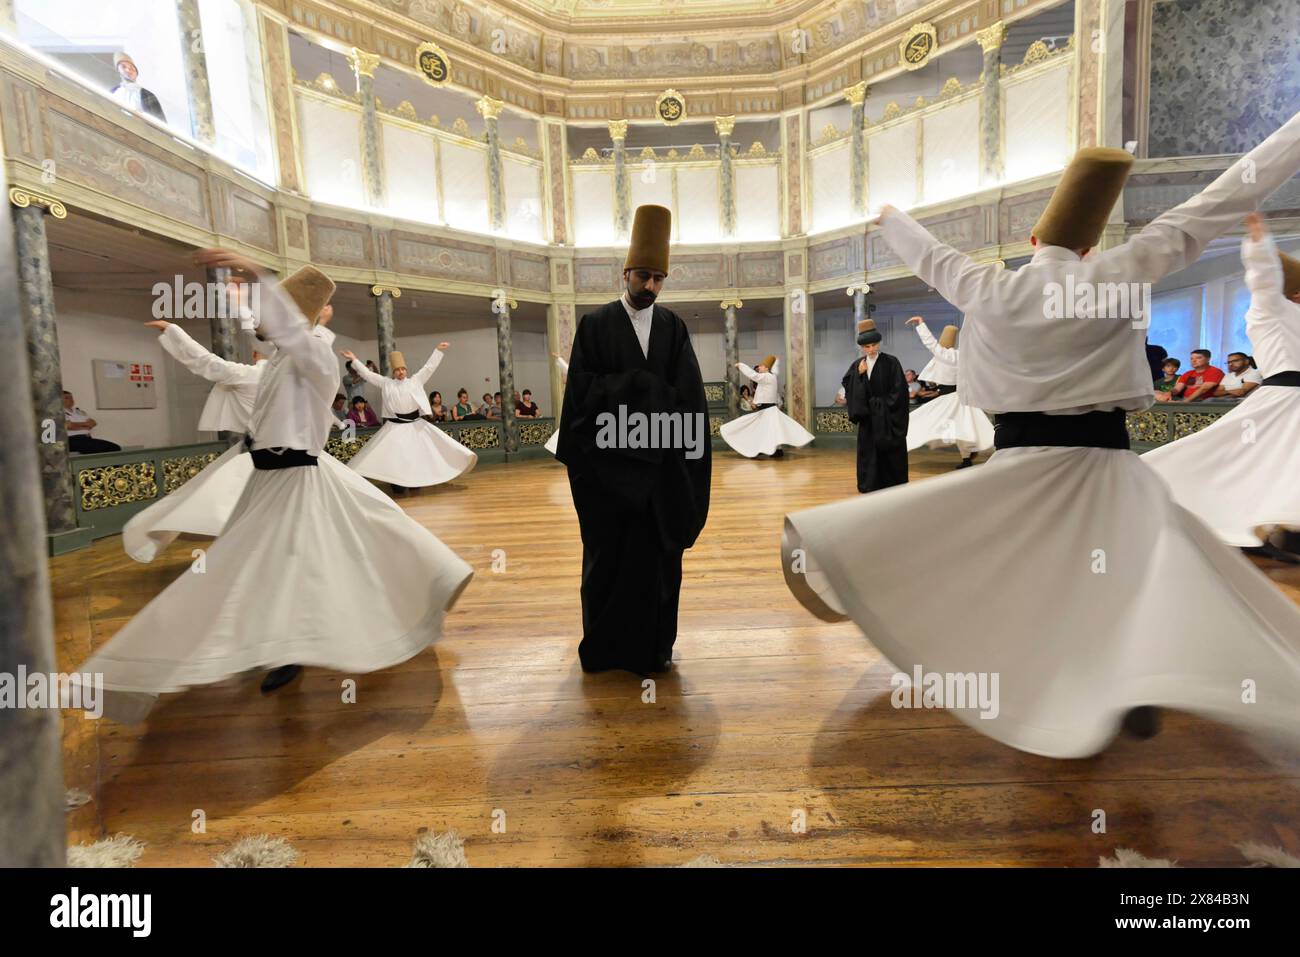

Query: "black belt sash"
left=1262, top=370, right=1300, bottom=388
left=994, top=409, right=1130, bottom=451
left=385, top=410, right=422, bottom=425
left=936, top=383, right=957, bottom=396
left=242, top=433, right=318, bottom=469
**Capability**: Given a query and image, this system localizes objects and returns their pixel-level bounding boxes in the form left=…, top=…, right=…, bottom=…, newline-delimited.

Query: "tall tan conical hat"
left=389, top=351, right=407, bottom=371
left=856, top=318, right=881, bottom=345
left=279, top=266, right=335, bottom=325
left=1033, top=147, right=1134, bottom=251
left=760, top=355, right=777, bottom=370
left=1281, top=252, right=1300, bottom=299
left=624, top=205, right=672, bottom=274
left=939, top=325, right=958, bottom=349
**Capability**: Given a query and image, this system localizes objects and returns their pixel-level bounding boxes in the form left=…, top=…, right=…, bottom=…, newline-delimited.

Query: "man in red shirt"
left=1171, top=349, right=1224, bottom=402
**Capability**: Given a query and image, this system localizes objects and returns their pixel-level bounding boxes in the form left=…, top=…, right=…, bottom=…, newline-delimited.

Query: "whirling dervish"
left=1142, top=212, right=1300, bottom=557
left=341, top=345, right=477, bottom=493
left=781, top=112, right=1300, bottom=759
left=121, top=316, right=270, bottom=562
left=720, top=355, right=814, bottom=458
left=75, top=251, right=475, bottom=720
left=903, top=316, right=994, bottom=469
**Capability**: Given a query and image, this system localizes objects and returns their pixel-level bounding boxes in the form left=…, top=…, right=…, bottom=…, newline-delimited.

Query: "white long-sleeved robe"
left=345, top=350, right=477, bottom=486
left=736, top=359, right=781, bottom=406
left=80, top=279, right=474, bottom=721
left=159, top=324, right=266, bottom=433
left=782, top=111, right=1300, bottom=758
left=1143, top=233, right=1300, bottom=544
left=905, top=321, right=993, bottom=456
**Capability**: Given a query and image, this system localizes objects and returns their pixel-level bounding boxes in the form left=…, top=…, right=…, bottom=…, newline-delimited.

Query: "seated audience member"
left=110, top=53, right=166, bottom=123
left=740, top=385, right=755, bottom=412
left=347, top=395, right=380, bottom=427
left=833, top=385, right=846, bottom=407
left=1215, top=352, right=1264, bottom=398
left=915, top=380, right=941, bottom=404
left=1171, top=349, right=1224, bottom=402
left=63, top=391, right=121, bottom=453
left=1153, top=359, right=1181, bottom=401
left=904, top=369, right=922, bottom=403
left=452, top=388, right=475, bottom=421
left=491, top=392, right=504, bottom=419
left=331, top=393, right=349, bottom=422
left=478, top=392, right=497, bottom=419
left=427, top=391, right=448, bottom=423
left=516, top=389, right=541, bottom=418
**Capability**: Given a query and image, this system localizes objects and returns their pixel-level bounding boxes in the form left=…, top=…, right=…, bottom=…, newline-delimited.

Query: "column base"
left=47, top=525, right=95, bottom=556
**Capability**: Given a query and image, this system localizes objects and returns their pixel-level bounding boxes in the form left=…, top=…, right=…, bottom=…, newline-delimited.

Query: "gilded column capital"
left=9, top=187, right=67, bottom=218
left=976, top=21, right=1006, bottom=53
left=347, top=47, right=380, bottom=80
left=714, top=115, right=736, bottom=138
left=608, top=119, right=628, bottom=142
left=843, top=82, right=868, bottom=106
left=371, top=285, right=402, bottom=298
left=719, top=297, right=744, bottom=310
left=475, top=96, right=504, bottom=122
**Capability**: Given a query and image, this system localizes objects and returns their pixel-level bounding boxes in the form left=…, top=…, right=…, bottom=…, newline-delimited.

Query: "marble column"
left=715, top=116, right=736, bottom=238
left=494, top=294, right=520, bottom=453
left=1, top=179, right=66, bottom=867
left=350, top=48, right=385, bottom=208
left=259, top=11, right=305, bottom=194
left=976, top=21, right=1006, bottom=187
left=609, top=119, right=630, bottom=240
left=721, top=297, right=742, bottom=419
left=783, top=286, right=815, bottom=429
left=849, top=283, right=868, bottom=328
left=12, top=196, right=79, bottom=549
left=205, top=266, right=237, bottom=361
left=373, top=286, right=399, bottom=376
left=844, top=83, right=868, bottom=217
left=0, top=1, right=18, bottom=36
left=175, top=0, right=216, bottom=145
left=478, top=96, right=505, bottom=232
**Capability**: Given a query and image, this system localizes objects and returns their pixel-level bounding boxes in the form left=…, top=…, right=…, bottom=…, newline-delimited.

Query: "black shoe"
left=1242, top=542, right=1300, bottom=565
left=955, top=456, right=974, bottom=469
left=261, top=665, right=303, bottom=694
left=772, top=449, right=785, bottom=458
left=1121, top=706, right=1161, bottom=739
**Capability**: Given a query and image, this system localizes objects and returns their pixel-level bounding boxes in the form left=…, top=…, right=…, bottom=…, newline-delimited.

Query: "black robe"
left=556, top=300, right=712, bottom=674
left=842, top=351, right=909, bottom=493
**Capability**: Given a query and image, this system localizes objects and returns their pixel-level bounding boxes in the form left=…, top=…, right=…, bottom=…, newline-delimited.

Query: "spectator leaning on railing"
left=1170, top=349, right=1223, bottom=401
left=1216, top=352, right=1263, bottom=398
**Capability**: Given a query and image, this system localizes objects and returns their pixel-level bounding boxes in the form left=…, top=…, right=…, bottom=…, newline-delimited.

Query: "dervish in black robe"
left=842, top=351, right=910, bottom=493
left=556, top=299, right=712, bottom=674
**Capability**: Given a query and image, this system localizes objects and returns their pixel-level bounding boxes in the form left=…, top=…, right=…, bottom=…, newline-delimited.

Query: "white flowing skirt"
left=77, top=453, right=474, bottom=722
left=720, top=406, right=815, bottom=458
left=1142, top=385, right=1300, bottom=546
left=906, top=391, right=995, bottom=453
left=348, top=419, right=478, bottom=487
left=121, top=443, right=253, bottom=563
left=781, top=446, right=1300, bottom=758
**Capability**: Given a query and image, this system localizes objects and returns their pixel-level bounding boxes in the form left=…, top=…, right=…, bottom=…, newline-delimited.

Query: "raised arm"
left=912, top=319, right=959, bottom=365
left=344, top=357, right=386, bottom=387
left=735, top=362, right=759, bottom=382
left=1093, top=111, right=1300, bottom=284
left=1242, top=234, right=1291, bottom=319
left=771, top=358, right=780, bottom=379
left=412, top=343, right=448, bottom=387
left=152, top=322, right=252, bottom=384
left=878, top=207, right=1001, bottom=310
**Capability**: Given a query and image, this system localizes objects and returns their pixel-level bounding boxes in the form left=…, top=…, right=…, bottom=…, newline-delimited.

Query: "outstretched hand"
left=1244, top=212, right=1267, bottom=243
left=905, top=316, right=922, bottom=327
left=436, top=342, right=450, bottom=351
left=144, top=320, right=171, bottom=331
left=341, top=350, right=357, bottom=362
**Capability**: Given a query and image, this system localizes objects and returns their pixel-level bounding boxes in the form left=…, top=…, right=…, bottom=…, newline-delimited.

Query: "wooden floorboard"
left=51, top=446, right=1300, bottom=866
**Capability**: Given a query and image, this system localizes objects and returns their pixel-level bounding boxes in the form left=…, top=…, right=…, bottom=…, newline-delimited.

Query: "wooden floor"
left=53, top=447, right=1300, bottom=867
